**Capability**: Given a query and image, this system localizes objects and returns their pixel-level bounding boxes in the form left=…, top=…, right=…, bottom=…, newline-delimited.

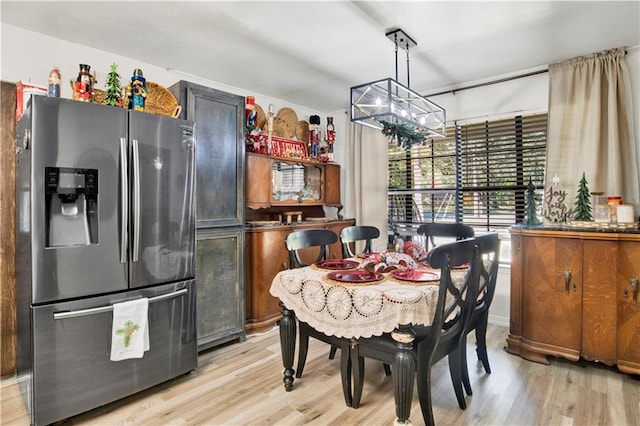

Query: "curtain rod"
left=427, top=44, right=640, bottom=98
left=425, top=68, right=549, bottom=98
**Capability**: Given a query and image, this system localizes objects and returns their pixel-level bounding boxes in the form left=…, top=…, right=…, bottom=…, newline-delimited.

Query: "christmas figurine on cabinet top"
left=126, top=68, right=148, bottom=112
left=308, top=115, right=321, bottom=158
left=74, top=64, right=93, bottom=102
left=325, top=116, right=335, bottom=161
left=48, top=67, right=61, bottom=98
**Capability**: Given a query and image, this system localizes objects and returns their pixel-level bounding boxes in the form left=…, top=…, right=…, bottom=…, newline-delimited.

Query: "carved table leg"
left=391, top=324, right=416, bottom=425
left=278, top=301, right=297, bottom=391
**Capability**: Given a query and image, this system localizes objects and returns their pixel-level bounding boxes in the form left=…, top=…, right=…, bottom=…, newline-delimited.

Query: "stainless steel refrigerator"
left=15, top=96, right=198, bottom=426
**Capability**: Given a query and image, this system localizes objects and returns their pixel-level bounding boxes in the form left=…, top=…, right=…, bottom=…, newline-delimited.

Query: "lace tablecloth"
left=270, top=264, right=465, bottom=339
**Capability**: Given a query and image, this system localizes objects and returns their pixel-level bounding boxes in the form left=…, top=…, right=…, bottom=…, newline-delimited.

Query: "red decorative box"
left=268, top=135, right=308, bottom=159
left=16, top=81, right=47, bottom=121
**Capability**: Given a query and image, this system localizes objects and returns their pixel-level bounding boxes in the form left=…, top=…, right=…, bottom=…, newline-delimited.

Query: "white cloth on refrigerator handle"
left=110, top=297, right=149, bottom=361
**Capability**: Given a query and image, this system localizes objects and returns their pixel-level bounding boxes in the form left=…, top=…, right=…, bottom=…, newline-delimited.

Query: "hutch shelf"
left=244, top=152, right=354, bottom=334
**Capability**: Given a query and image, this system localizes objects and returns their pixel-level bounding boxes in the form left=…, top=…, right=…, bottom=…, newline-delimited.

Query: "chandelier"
left=350, top=28, right=446, bottom=139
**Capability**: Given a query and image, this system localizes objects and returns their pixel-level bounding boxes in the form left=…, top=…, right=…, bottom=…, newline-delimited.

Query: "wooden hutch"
left=244, top=152, right=355, bottom=334
left=507, top=225, right=640, bottom=375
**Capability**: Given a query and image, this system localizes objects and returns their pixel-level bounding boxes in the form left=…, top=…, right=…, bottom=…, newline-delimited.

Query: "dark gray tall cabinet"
left=169, top=81, right=246, bottom=351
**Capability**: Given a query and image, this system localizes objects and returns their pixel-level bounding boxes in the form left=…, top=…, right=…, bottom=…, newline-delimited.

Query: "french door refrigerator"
left=16, top=96, right=198, bottom=426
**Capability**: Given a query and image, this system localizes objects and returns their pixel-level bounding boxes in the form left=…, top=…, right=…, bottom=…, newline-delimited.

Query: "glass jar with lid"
left=592, top=192, right=609, bottom=222
left=607, top=196, right=623, bottom=223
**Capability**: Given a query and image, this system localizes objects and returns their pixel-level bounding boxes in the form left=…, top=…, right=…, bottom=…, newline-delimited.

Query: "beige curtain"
left=544, top=47, right=639, bottom=222
left=343, top=121, right=389, bottom=251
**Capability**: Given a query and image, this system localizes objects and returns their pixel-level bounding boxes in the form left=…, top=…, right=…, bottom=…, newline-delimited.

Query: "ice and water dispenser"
left=45, top=167, right=98, bottom=247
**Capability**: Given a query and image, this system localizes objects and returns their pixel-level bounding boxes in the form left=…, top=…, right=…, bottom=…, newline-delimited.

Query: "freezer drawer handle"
left=53, top=288, right=188, bottom=320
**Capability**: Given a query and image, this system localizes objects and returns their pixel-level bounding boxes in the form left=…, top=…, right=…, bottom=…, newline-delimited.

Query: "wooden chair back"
left=339, top=225, right=380, bottom=258
left=417, top=223, right=475, bottom=251
left=284, top=229, right=338, bottom=268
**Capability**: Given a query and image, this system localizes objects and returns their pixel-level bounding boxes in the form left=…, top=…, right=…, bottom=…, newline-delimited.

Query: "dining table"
left=269, top=253, right=466, bottom=424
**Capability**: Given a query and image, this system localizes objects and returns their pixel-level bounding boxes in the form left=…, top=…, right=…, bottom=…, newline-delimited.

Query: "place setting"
left=315, top=250, right=441, bottom=286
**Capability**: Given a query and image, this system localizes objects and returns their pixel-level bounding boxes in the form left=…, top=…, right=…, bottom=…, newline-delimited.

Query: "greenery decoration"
left=523, top=177, right=542, bottom=226
left=572, top=172, right=592, bottom=221
left=380, top=120, right=427, bottom=148
left=104, top=63, right=123, bottom=107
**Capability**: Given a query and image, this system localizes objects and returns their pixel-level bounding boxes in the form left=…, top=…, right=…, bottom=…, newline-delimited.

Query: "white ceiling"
left=2, top=1, right=639, bottom=112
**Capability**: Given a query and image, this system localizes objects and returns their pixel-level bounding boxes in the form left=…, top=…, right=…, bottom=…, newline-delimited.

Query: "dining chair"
left=345, top=238, right=481, bottom=425
left=417, top=222, right=475, bottom=251
left=460, top=232, right=501, bottom=396
left=340, top=225, right=380, bottom=258
left=284, top=229, right=354, bottom=406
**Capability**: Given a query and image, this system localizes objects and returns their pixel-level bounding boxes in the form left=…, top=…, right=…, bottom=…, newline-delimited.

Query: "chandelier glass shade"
left=350, top=29, right=446, bottom=139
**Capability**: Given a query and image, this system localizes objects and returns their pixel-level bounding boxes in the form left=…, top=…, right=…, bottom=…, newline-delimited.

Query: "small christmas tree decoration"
left=104, top=63, right=123, bottom=107
left=523, top=178, right=542, bottom=226
left=572, top=172, right=593, bottom=221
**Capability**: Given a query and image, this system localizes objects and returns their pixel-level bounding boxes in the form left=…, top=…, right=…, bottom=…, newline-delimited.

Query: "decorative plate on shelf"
left=295, top=120, right=309, bottom=142
left=326, top=270, right=384, bottom=284
left=391, top=269, right=440, bottom=283
left=315, top=259, right=360, bottom=270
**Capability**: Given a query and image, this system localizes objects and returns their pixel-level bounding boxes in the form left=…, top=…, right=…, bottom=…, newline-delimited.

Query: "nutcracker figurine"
left=48, top=67, right=61, bottom=97
left=325, top=116, right=335, bottom=161
left=75, top=64, right=93, bottom=102
left=125, top=68, right=148, bottom=112
left=308, top=115, right=321, bottom=158
left=245, top=96, right=256, bottom=128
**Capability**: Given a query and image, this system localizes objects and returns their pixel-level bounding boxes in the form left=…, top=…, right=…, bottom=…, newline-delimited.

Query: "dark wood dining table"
left=269, top=257, right=465, bottom=424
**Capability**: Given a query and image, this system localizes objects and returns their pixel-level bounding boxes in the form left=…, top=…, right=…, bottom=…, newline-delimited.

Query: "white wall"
left=0, top=24, right=319, bottom=130
left=3, top=24, right=639, bottom=328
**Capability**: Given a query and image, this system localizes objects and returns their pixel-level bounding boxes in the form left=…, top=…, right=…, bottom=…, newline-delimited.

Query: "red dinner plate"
left=391, top=269, right=440, bottom=283
left=326, top=270, right=384, bottom=283
left=315, top=259, right=360, bottom=270
left=452, top=262, right=470, bottom=270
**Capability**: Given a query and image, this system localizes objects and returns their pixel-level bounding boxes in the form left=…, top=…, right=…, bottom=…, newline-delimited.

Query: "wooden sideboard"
left=507, top=226, right=640, bottom=375
left=244, top=152, right=354, bottom=333
left=245, top=219, right=355, bottom=334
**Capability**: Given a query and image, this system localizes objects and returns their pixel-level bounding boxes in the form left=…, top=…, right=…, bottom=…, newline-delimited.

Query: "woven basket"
left=145, top=82, right=181, bottom=117
left=123, top=81, right=182, bottom=118
left=295, top=120, right=309, bottom=142
left=254, top=104, right=267, bottom=129
left=92, top=89, right=107, bottom=104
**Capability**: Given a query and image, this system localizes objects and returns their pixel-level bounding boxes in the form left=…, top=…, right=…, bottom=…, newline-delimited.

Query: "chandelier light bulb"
left=401, top=109, right=407, bottom=117
left=419, top=117, right=426, bottom=125
left=375, top=97, right=382, bottom=106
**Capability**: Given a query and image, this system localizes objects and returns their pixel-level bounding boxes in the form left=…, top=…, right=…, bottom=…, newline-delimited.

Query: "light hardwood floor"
left=1, top=324, right=639, bottom=425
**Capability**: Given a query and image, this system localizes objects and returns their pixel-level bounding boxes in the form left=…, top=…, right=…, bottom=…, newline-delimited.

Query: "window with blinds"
left=387, top=113, right=547, bottom=256
left=459, top=114, right=547, bottom=230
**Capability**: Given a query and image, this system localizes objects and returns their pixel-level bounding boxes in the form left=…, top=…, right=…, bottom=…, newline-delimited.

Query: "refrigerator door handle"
left=132, top=138, right=141, bottom=262
left=52, top=288, right=188, bottom=320
left=119, top=137, right=128, bottom=264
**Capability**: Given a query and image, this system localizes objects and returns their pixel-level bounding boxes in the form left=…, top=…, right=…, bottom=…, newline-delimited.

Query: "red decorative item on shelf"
left=269, top=135, right=308, bottom=159
left=246, top=96, right=256, bottom=127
